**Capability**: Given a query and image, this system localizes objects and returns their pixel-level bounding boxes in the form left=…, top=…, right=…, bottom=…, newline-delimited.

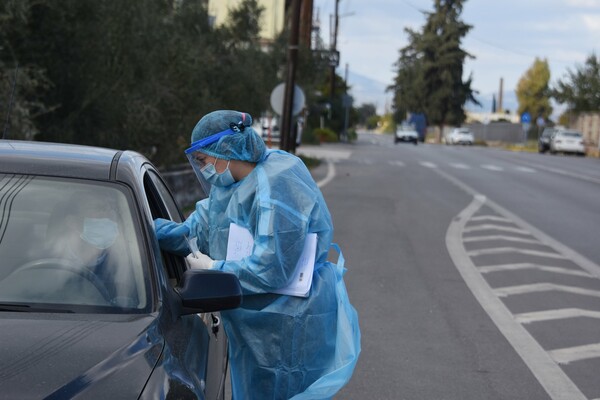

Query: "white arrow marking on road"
left=420, top=161, right=438, bottom=168
left=467, top=247, right=568, bottom=259
left=549, top=343, right=600, bottom=365
left=463, top=235, right=541, bottom=245
left=479, top=263, right=593, bottom=278
left=481, top=164, right=504, bottom=171
left=494, top=283, right=600, bottom=298
left=515, top=308, right=600, bottom=324
left=463, top=224, right=530, bottom=234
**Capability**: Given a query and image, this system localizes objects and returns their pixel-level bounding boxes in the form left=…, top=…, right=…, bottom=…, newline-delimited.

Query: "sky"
left=313, top=0, right=600, bottom=118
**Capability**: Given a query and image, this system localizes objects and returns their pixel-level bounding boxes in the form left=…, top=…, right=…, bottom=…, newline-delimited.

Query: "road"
left=299, top=132, right=600, bottom=400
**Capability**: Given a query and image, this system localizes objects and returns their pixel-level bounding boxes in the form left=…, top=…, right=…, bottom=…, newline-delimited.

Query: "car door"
left=142, top=166, right=228, bottom=400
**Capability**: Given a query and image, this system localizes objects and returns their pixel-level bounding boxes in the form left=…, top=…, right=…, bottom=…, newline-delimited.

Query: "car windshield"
left=560, top=131, right=582, bottom=138
left=0, top=174, right=149, bottom=313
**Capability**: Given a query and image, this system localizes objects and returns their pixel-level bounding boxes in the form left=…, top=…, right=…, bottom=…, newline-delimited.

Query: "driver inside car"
left=43, top=191, right=128, bottom=304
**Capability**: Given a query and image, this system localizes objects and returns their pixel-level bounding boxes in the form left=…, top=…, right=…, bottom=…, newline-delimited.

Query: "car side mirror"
left=176, top=269, right=242, bottom=315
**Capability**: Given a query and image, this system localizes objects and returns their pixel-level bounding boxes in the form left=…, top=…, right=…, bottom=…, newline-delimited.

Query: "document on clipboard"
left=226, top=223, right=317, bottom=297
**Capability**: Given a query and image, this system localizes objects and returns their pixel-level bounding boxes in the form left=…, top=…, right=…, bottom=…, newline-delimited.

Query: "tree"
left=389, top=0, right=478, bottom=141
left=516, top=57, right=552, bottom=122
left=552, top=53, right=600, bottom=112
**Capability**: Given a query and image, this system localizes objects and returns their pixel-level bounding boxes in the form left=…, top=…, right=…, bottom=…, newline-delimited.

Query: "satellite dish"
left=270, top=83, right=306, bottom=116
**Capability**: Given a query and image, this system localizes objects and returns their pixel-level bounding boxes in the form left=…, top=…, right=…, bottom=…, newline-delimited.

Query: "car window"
left=0, top=174, right=149, bottom=313
left=142, top=169, right=187, bottom=285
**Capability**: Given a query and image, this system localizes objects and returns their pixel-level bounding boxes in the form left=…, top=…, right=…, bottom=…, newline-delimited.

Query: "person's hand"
left=186, top=251, right=215, bottom=269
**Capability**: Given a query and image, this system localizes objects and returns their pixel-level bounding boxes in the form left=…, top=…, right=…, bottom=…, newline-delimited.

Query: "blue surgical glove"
left=153, top=218, right=191, bottom=256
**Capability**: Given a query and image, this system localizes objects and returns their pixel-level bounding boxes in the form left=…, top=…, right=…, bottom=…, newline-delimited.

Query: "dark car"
left=0, top=139, right=242, bottom=399
left=538, top=127, right=556, bottom=153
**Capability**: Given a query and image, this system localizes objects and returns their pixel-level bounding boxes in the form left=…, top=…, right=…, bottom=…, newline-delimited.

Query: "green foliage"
left=0, top=0, right=282, bottom=167
left=313, top=127, right=338, bottom=142
left=365, top=115, right=380, bottom=130
left=356, top=103, right=377, bottom=125
left=389, top=0, right=478, bottom=134
left=516, top=58, right=553, bottom=122
left=552, top=53, right=600, bottom=112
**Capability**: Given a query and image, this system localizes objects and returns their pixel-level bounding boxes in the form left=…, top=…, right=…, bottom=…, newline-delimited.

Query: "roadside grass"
left=502, top=140, right=538, bottom=153
left=299, top=154, right=321, bottom=169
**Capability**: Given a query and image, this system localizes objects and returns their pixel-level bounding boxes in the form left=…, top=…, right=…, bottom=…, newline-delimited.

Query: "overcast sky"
left=313, top=0, right=600, bottom=115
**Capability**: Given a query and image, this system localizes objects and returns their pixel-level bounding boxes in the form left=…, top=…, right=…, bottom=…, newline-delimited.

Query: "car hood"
left=0, top=312, right=163, bottom=399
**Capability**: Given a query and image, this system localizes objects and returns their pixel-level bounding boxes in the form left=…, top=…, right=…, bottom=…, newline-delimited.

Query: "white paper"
left=226, top=223, right=317, bottom=297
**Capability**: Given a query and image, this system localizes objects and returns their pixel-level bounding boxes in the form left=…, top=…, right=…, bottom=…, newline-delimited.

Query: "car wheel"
left=413, top=140, right=418, bottom=145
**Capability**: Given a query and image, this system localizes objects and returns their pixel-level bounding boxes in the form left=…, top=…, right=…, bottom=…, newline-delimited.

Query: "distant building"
left=207, top=0, right=313, bottom=47
left=208, top=0, right=285, bottom=44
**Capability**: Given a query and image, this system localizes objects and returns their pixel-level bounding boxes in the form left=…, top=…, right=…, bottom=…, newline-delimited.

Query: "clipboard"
left=226, top=223, right=317, bottom=297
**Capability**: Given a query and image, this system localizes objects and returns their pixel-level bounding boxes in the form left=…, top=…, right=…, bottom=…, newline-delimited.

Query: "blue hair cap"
left=190, top=110, right=266, bottom=162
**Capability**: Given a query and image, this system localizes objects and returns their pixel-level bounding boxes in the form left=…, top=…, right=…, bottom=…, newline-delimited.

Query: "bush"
left=313, top=128, right=338, bottom=143
left=301, top=128, right=320, bottom=145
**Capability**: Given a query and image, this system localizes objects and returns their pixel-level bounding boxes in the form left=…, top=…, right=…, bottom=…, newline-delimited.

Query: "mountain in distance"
left=345, top=70, right=520, bottom=117
left=345, top=71, right=392, bottom=114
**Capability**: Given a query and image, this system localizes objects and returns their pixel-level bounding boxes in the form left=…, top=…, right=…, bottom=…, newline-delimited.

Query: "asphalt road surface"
left=299, top=132, right=600, bottom=400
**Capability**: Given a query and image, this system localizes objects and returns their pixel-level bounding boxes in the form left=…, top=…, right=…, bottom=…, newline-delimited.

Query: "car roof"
left=0, top=139, right=147, bottom=182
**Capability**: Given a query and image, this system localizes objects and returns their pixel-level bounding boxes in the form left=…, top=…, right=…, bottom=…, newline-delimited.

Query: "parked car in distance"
left=395, top=124, right=419, bottom=145
left=538, top=127, right=556, bottom=153
left=0, top=139, right=242, bottom=399
left=550, top=130, right=586, bottom=156
left=446, top=127, right=474, bottom=145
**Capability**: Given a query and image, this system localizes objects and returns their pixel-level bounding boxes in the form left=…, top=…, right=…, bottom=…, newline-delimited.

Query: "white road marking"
left=445, top=195, right=587, bottom=399
left=481, top=164, right=504, bottom=171
left=420, top=161, right=438, bottom=168
left=470, top=215, right=511, bottom=222
left=479, top=263, right=593, bottom=278
left=388, top=160, right=405, bottom=167
left=464, top=224, right=530, bottom=235
left=449, top=162, right=470, bottom=169
left=549, top=343, right=600, bottom=365
left=463, top=235, right=541, bottom=245
left=494, top=283, right=600, bottom=298
left=467, top=247, right=568, bottom=259
left=515, top=308, right=600, bottom=324
left=515, top=166, right=537, bottom=173
left=317, top=161, right=335, bottom=188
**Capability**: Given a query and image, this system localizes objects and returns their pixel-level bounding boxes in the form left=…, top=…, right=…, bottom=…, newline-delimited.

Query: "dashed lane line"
left=481, top=164, right=504, bottom=171
left=467, top=247, right=568, bottom=259
left=419, top=161, right=438, bottom=168
left=388, top=160, right=405, bottom=167
left=449, top=162, right=470, bottom=169
left=494, top=283, right=600, bottom=299
left=479, top=263, right=593, bottom=278
left=515, top=308, right=600, bottom=324
left=514, top=166, right=537, bottom=173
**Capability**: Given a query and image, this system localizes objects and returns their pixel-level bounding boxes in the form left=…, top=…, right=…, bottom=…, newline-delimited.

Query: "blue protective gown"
left=155, top=149, right=360, bottom=399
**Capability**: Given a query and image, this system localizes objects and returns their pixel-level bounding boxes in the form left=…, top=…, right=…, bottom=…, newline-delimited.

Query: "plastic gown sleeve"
left=153, top=218, right=191, bottom=256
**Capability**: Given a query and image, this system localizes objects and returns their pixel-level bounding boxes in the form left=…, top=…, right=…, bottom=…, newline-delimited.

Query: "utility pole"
left=280, top=0, right=302, bottom=153
left=329, top=0, right=340, bottom=100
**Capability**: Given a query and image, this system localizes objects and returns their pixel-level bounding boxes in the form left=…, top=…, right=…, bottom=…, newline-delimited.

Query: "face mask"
left=200, top=159, right=235, bottom=187
left=80, top=218, right=119, bottom=249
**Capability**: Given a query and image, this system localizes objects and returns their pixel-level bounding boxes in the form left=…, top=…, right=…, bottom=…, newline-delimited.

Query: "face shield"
left=185, top=127, right=237, bottom=195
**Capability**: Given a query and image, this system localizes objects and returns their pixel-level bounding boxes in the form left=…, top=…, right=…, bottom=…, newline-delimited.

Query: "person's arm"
left=154, top=199, right=209, bottom=256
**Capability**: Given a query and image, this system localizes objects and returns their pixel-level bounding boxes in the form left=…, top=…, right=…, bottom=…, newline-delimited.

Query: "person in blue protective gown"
left=154, top=110, right=360, bottom=400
